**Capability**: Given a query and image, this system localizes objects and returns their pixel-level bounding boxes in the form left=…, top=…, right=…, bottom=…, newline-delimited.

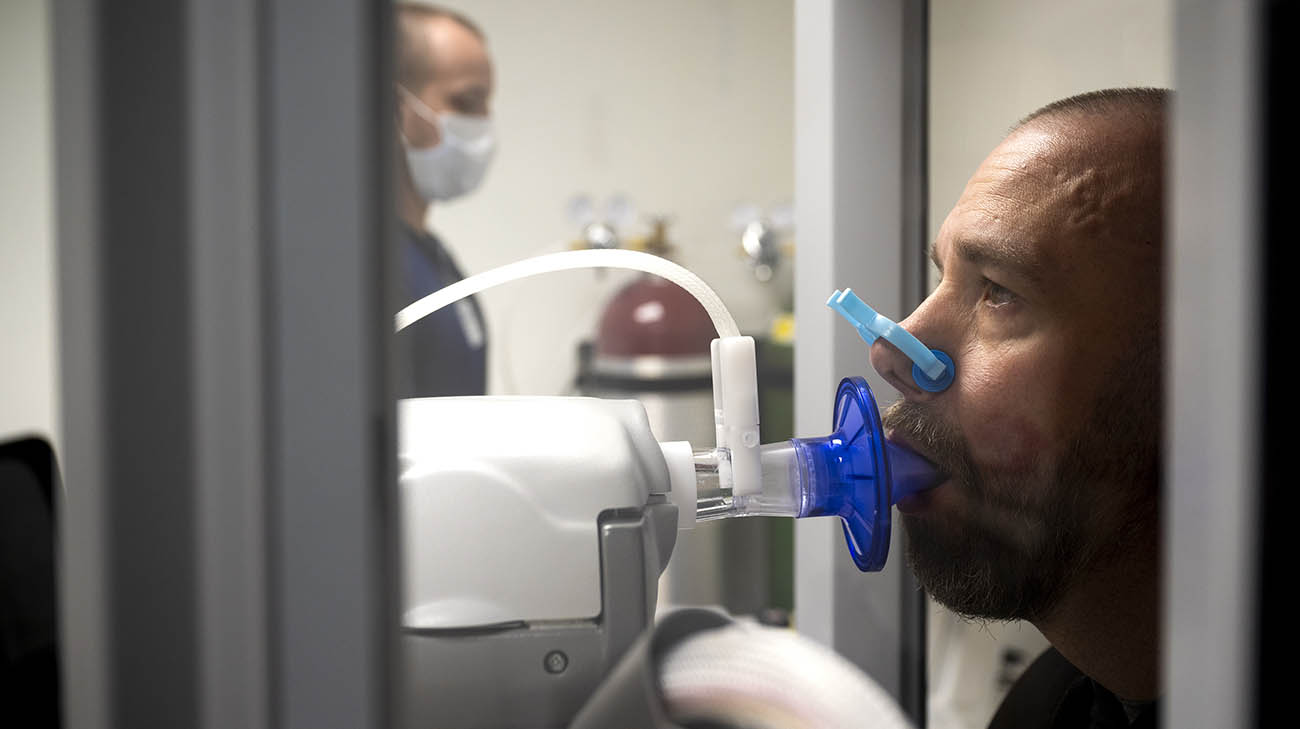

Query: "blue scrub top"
left=397, top=223, right=487, bottom=397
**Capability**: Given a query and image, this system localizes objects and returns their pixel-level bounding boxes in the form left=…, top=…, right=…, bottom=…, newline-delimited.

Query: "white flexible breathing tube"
left=394, top=249, right=741, bottom=338
left=394, top=247, right=760, bottom=509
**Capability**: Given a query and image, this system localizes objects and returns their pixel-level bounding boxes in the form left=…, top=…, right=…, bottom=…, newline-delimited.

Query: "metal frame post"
left=54, top=0, right=398, bottom=727
left=1165, top=1, right=1265, bottom=726
left=794, top=0, right=928, bottom=722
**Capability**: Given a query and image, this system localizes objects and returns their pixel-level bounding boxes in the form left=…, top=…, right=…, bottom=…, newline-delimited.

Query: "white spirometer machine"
left=395, top=250, right=949, bottom=728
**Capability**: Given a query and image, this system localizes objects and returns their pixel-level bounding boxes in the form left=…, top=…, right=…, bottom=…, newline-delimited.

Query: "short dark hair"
left=1013, top=87, right=1170, bottom=134
left=395, top=3, right=486, bottom=91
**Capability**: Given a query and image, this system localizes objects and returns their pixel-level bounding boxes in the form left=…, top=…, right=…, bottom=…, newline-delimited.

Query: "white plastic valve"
left=711, top=336, right=761, bottom=497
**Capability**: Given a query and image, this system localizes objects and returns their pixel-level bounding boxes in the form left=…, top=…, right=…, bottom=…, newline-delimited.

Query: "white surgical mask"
left=399, top=85, right=497, bottom=202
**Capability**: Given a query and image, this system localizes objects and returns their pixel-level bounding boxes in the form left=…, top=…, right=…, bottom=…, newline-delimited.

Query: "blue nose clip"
left=827, top=288, right=954, bottom=393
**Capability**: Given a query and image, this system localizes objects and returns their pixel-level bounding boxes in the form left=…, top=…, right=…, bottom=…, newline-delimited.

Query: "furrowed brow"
left=931, top=237, right=1044, bottom=286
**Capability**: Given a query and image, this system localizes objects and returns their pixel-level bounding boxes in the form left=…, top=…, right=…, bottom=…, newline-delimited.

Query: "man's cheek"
left=956, top=370, right=1050, bottom=475
left=963, top=412, right=1048, bottom=476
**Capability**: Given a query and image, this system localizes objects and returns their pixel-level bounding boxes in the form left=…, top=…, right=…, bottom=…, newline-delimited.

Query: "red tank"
left=577, top=217, right=715, bottom=443
left=594, top=274, right=715, bottom=357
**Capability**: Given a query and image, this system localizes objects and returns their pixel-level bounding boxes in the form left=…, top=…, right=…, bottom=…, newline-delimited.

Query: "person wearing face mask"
left=393, top=3, right=495, bottom=397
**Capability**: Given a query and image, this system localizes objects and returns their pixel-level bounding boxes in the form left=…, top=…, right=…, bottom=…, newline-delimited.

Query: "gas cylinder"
left=578, top=220, right=716, bottom=454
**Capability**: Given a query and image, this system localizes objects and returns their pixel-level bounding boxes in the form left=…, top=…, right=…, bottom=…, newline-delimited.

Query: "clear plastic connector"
left=690, top=377, right=942, bottom=572
left=694, top=443, right=803, bottom=522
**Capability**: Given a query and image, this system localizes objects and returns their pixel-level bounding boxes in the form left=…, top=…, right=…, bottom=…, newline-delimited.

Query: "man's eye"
left=450, top=94, right=489, bottom=116
left=982, top=280, right=1017, bottom=309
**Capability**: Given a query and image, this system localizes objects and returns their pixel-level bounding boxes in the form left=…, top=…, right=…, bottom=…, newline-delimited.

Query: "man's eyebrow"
left=449, top=87, right=489, bottom=103
left=931, top=237, right=1044, bottom=284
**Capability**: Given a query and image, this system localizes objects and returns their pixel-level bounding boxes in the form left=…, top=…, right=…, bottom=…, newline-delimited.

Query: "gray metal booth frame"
left=53, top=0, right=1273, bottom=727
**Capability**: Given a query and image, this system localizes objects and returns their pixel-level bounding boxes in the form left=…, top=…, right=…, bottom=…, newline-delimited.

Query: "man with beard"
left=871, top=88, right=1166, bottom=729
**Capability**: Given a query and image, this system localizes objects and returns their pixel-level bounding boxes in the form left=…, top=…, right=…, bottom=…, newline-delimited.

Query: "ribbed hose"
left=659, top=619, right=916, bottom=729
left=394, top=249, right=740, bottom=338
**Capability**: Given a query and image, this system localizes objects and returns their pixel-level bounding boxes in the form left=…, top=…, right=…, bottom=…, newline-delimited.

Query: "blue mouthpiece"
left=791, top=377, right=942, bottom=571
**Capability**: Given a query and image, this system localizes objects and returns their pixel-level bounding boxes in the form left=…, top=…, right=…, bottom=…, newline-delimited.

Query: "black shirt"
left=987, top=648, right=1158, bottom=729
left=396, top=223, right=487, bottom=398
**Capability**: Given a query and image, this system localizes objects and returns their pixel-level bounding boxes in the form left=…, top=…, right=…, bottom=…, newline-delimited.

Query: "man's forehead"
left=962, top=128, right=1075, bottom=215
left=935, top=124, right=1121, bottom=270
left=425, top=17, right=492, bottom=82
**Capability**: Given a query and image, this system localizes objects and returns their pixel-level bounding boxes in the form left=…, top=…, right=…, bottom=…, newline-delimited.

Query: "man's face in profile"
left=873, top=120, right=1162, bottom=622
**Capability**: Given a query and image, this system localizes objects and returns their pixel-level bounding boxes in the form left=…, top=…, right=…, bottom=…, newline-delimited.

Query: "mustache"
left=883, top=398, right=1043, bottom=553
left=881, top=399, right=978, bottom=496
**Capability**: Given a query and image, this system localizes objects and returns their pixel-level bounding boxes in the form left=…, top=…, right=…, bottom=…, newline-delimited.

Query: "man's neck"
left=399, top=176, right=430, bottom=233
left=1034, top=536, right=1162, bottom=702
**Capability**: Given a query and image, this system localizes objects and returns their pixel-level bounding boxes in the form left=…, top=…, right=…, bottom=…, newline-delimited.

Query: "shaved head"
left=395, top=3, right=486, bottom=92
left=1010, top=88, right=1168, bottom=280
left=1014, top=87, right=1168, bottom=135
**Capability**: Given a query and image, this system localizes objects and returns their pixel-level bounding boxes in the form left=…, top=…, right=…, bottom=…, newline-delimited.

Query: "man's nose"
left=868, top=307, right=947, bottom=401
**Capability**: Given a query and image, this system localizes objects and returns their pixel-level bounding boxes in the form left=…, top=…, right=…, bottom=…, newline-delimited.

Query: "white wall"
left=930, top=0, right=1173, bottom=242
left=927, top=3, right=1172, bottom=729
left=427, top=0, right=795, bottom=395
left=1, top=0, right=59, bottom=448
left=1, top=0, right=793, bottom=441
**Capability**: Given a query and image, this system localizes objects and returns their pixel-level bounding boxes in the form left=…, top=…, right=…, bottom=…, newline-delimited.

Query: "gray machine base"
left=401, top=502, right=677, bottom=729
